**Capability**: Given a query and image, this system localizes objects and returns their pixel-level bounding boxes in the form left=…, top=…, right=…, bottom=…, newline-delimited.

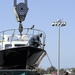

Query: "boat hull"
left=0, top=46, right=46, bottom=70
left=0, top=70, right=39, bottom=75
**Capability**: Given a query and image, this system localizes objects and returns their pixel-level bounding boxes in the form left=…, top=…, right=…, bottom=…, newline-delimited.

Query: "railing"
left=0, top=28, right=46, bottom=50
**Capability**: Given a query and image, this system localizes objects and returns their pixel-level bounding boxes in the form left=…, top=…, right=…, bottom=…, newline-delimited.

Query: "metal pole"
left=25, top=0, right=27, bottom=6
left=14, top=0, right=17, bottom=6
left=58, top=25, right=60, bottom=75
left=52, top=19, right=66, bottom=75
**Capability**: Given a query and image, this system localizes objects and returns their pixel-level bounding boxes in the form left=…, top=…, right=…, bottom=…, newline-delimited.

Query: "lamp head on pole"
left=52, top=19, right=66, bottom=27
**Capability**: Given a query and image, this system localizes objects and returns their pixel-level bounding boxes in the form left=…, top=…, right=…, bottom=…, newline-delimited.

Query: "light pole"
left=52, top=19, right=66, bottom=75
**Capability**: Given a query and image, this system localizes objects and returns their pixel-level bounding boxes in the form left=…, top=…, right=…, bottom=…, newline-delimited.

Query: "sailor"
left=29, top=33, right=42, bottom=47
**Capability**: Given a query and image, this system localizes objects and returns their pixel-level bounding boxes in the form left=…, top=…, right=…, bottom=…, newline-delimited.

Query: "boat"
left=0, top=0, right=47, bottom=75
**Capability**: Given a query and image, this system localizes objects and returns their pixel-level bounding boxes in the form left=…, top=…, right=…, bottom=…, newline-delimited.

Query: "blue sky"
left=0, top=0, right=75, bottom=69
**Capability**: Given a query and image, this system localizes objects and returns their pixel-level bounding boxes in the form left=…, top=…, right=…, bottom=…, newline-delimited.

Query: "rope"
left=46, top=53, right=53, bottom=67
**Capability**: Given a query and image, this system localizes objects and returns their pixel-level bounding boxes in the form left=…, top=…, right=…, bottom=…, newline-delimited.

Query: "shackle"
left=14, top=0, right=28, bottom=6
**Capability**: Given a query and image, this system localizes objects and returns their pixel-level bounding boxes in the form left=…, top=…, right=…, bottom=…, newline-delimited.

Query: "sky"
left=0, top=0, right=75, bottom=70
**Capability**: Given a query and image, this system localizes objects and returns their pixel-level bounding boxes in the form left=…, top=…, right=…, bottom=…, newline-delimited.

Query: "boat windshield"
left=5, top=44, right=12, bottom=49
left=15, top=44, right=25, bottom=47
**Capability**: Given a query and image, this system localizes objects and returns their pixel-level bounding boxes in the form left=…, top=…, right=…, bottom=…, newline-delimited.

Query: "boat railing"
left=0, top=28, right=46, bottom=50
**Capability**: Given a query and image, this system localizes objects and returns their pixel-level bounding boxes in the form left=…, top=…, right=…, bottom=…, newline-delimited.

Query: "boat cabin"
left=0, top=34, right=29, bottom=50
